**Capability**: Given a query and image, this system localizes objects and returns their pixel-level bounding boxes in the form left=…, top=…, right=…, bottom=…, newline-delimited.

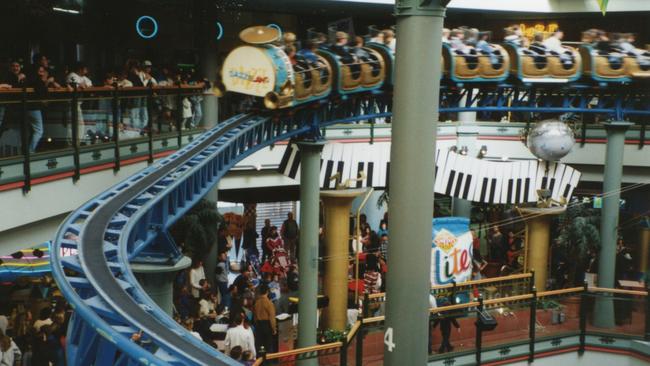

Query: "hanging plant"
left=170, top=199, right=222, bottom=261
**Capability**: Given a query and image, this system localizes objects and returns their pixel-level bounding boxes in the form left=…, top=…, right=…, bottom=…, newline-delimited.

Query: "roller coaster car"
left=293, top=54, right=333, bottom=100
left=442, top=44, right=509, bottom=83
left=318, top=43, right=391, bottom=95
left=505, top=43, right=581, bottom=83
left=580, top=45, right=650, bottom=82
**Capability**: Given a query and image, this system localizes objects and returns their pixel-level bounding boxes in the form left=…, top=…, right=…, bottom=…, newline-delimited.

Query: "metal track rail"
left=51, top=110, right=318, bottom=365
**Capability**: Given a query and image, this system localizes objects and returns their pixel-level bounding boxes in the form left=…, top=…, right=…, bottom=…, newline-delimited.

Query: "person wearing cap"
left=142, top=60, right=157, bottom=86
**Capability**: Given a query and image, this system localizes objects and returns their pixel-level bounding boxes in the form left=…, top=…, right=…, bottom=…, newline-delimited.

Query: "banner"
left=431, top=217, right=473, bottom=286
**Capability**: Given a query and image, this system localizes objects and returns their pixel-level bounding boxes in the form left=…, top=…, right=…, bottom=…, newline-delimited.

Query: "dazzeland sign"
left=431, top=217, right=473, bottom=286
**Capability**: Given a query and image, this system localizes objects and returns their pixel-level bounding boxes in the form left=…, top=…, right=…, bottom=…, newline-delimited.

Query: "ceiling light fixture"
left=52, top=7, right=80, bottom=14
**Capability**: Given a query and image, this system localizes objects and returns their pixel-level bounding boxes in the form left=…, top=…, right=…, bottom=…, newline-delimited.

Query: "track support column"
left=385, top=1, right=446, bottom=365
left=296, top=140, right=325, bottom=365
left=132, top=256, right=192, bottom=315
left=595, top=121, right=632, bottom=328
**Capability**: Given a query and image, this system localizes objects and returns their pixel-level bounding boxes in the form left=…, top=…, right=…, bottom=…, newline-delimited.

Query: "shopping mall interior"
left=0, top=0, right=649, bottom=365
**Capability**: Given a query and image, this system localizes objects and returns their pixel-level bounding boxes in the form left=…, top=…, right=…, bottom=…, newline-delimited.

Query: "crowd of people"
left=0, top=300, right=71, bottom=365
left=165, top=209, right=396, bottom=362
left=0, top=55, right=207, bottom=155
left=441, top=25, right=650, bottom=71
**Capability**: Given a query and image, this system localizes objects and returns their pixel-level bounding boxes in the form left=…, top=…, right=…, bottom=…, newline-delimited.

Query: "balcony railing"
left=0, top=84, right=206, bottom=192
left=252, top=275, right=649, bottom=365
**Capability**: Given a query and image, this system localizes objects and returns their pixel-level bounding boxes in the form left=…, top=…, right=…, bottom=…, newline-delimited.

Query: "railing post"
left=112, top=82, right=121, bottom=172
left=529, top=270, right=536, bottom=293
left=147, top=83, right=154, bottom=164
left=71, top=83, right=80, bottom=182
left=21, top=86, right=31, bottom=193
left=259, top=346, right=267, bottom=365
left=369, top=117, right=375, bottom=145
left=363, top=293, right=370, bottom=318
left=176, top=82, right=183, bottom=148
left=645, top=279, right=650, bottom=341
left=356, top=314, right=364, bottom=366
left=475, top=296, right=484, bottom=365
left=340, top=334, right=348, bottom=366
left=579, top=280, right=588, bottom=355
left=529, top=286, right=537, bottom=363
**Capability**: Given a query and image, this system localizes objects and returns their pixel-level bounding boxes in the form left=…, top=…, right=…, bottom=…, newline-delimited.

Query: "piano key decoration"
left=278, top=142, right=581, bottom=205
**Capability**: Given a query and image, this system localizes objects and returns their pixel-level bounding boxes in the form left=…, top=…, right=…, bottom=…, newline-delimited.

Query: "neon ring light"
left=136, top=16, right=159, bottom=39
left=215, top=21, right=224, bottom=41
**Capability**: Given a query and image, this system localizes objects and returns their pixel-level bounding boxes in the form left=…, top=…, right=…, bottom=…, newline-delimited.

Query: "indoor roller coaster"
left=50, top=28, right=650, bottom=366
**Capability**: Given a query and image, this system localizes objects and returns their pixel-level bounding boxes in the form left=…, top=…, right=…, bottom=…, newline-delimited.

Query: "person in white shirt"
left=189, top=260, right=206, bottom=298
left=33, top=308, right=53, bottom=332
left=224, top=313, right=256, bottom=358
left=183, top=318, right=203, bottom=340
left=442, top=28, right=450, bottom=44
left=66, top=62, right=93, bottom=142
left=543, top=30, right=573, bottom=67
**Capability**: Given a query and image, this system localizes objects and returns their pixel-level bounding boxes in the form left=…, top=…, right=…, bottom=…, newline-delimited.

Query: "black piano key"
left=548, top=178, right=556, bottom=195
left=489, top=178, right=497, bottom=204
left=445, top=170, right=456, bottom=196
left=524, top=178, right=530, bottom=202
left=356, top=162, right=364, bottom=188
left=541, top=176, right=548, bottom=189
left=336, top=161, right=344, bottom=184
left=288, top=152, right=301, bottom=179
left=385, top=162, right=390, bottom=189
left=563, top=184, right=571, bottom=199
left=462, top=176, right=472, bottom=200
left=507, top=179, right=514, bottom=204
left=323, top=160, right=334, bottom=188
left=454, top=173, right=464, bottom=198
left=278, top=144, right=293, bottom=173
left=516, top=179, right=522, bottom=204
left=366, top=162, right=374, bottom=187
left=480, top=177, right=489, bottom=203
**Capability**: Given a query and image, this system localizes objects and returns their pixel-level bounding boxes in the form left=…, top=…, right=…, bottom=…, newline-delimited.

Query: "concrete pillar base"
left=132, top=256, right=192, bottom=316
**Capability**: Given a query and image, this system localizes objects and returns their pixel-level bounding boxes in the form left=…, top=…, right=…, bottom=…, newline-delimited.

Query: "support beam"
left=595, top=121, right=632, bottom=328
left=385, top=1, right=445, bottom=365
left=296, top=140, right=325, bottom=366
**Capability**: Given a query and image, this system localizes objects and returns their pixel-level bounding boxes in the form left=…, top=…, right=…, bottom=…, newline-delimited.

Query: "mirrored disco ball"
left=527, top=121, right=575, bottom=161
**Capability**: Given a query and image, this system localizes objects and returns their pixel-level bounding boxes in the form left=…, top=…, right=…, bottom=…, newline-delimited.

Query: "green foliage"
left=554, top=201, right=601, bottom=283
left=318, top=325, right=351, bottom=343
left=170, top=199, right=222, bottom=261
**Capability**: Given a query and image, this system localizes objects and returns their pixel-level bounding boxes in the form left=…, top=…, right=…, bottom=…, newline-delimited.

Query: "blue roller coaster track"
left=51, top=89, right=649, bottom=365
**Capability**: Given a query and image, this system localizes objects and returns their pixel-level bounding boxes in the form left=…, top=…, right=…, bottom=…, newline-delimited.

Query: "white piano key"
left=434, top=148, right=450, bottom=194
left=441, top=151, right=457, bottom=197
left=556, top=165, right=574, bottom=202
left=473, top=160, right=490, bottom=203
left=340, top=143, right=354, bottom=185
left=567, top=169, right=581, bottom=200
left=465, top=156, right=481, bottom=200
left=550, top=163, right=567, bottom=201
left=285, top=145, right=299, bottom=179
left=500, top=161, right=512, bottom=204
left=527, top=160, right=538, bottom=202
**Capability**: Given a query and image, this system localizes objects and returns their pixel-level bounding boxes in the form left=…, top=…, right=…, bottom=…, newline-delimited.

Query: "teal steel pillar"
left=296, top=140, right=325, bottom=365
left=594, top=121, right=632, bottom=328
left=452, top=125, right=478, bottom=218
left=385, top=1, right=445, bottom=365
left=202, top=45, right=219, bottom=129
left=132, top=256, right=192, bottom=315
left=204, top=187, right=219, bottom=288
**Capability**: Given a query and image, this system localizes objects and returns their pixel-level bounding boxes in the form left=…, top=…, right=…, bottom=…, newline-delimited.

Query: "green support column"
left=595, top=121, right=632, bottom=328
left=452, top=125, right=478, bottom=218
left=385, top=1, right=445, bottom=365
left=296, top=140, right=324, bottom=365
left=202, top=44, right=219, bottom=129
left=132, top=256, right=192, bottom=315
